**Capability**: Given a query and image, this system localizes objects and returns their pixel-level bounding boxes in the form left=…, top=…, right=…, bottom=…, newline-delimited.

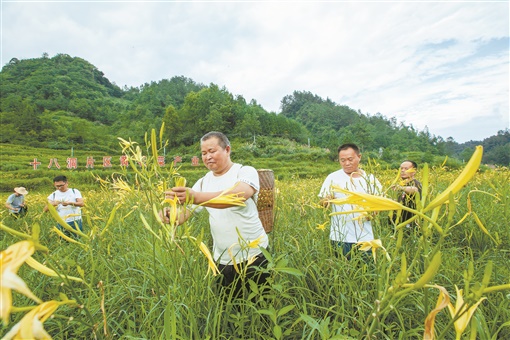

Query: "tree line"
left=1, top=53, right=508, bottom=165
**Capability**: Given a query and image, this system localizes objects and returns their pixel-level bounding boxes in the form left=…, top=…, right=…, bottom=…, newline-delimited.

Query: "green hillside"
left=1, top=53, right=508, bottom=166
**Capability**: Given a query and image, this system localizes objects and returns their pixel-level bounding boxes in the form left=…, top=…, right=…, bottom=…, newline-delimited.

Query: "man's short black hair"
left=201, top=131, right=231, bottom=149
left=53, top=175, right=68, bottom=183
left=404, top=160, right=418, bottom=169
left=338, top=143, right=360, bottom=155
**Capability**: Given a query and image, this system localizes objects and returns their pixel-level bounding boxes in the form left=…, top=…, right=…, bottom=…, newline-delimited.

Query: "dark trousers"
left=217, top=252, right=270, bottom=299
left=331, top=241, right=372, bottom=261
left=11, top=206, right=28, bottom=218
left=57, top=219, right=83, bottom=238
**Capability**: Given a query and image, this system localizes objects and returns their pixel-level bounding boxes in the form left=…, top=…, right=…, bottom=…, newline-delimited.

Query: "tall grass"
left=1, top=136, right=509, bottom=339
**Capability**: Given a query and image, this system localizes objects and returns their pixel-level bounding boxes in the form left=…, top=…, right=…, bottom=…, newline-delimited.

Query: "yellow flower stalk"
left=448, top=285, right=486, bottom=340
left=424, top=146, right=483, bottom=212
left=51, top=227, right=86, bottom=245
left=228, top=246, right=240, bottom=274
left=45, top=204, right=88, bottom=239
left=412, top=251, right=441, bottom=289
left=329, top=186, right=405, bottom=213
left=200, top=184, right=247, bottom=207
left=199, top=242, right=220, bottom=276
left=1, top=241, right=42, bottom=324
left=2, top=300, right=66, bottom=339
left=25, top=257, right=83, bottom=282
left=357, top=239, right=391, bottom=262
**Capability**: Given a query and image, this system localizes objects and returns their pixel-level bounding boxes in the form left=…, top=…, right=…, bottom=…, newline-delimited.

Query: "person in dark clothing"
left=390, top=160, right=422, bottom=227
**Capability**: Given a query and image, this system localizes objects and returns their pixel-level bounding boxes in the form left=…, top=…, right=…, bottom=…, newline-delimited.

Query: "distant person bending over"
left=319, top=143, right=381, bottom=260
left=5, top=187, right=28, bottom=217
left=390, top=160, right=422, bottom=228
left=162, top=131, right=269, bottom=298
left=44, top=175, right=85, bottom=237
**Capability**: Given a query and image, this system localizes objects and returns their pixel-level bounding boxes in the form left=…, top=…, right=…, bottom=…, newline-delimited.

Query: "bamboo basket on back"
left=257, top=169, right=275, bottom=233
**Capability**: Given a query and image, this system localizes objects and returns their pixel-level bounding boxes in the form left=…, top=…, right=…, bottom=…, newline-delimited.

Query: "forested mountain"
left=1, top=54, right=508, bottom=165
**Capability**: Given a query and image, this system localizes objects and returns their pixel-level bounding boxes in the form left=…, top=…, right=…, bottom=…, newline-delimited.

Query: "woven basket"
left=257, top=169, right=275, bottom=233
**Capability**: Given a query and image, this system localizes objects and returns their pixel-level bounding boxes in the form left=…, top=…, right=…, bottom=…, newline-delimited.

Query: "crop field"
left=1, top=136, right=509, bottom=339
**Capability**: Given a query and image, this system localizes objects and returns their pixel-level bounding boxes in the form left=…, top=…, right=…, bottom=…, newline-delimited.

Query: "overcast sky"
left=1, top=1, right=508, bottom=143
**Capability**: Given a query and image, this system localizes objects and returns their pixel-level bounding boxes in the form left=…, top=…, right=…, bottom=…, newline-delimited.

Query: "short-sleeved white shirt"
left=47, top=188, right=83, bottom=222
left=319, top=169, right=381, bottom=243
left=192, top=163, right=269, bottom=265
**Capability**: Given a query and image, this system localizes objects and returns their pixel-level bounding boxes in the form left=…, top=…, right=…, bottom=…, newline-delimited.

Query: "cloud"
left=1, top=1, right=508, bottom=143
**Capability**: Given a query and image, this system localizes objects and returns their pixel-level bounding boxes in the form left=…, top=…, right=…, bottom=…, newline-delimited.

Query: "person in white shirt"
left=319, top=143, right=381, bottom=260
left=44, top=175, right=85, bottom=238
left=163, top=131, right=269, bottom=298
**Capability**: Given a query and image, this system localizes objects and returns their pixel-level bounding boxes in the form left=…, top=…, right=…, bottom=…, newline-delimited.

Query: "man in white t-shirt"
left=44, top=175, right=85, bottom=238
left=163, top=131, right=269, bottom=298
left=319, top=143, right=381, bottom=259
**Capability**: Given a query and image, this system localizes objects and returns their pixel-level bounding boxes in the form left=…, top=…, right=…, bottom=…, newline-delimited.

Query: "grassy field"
left=1, top=138, right=509, bottom=339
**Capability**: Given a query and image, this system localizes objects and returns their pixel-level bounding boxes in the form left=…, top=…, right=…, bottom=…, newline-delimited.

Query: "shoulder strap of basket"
left=52, top=188, right=76, bottom=200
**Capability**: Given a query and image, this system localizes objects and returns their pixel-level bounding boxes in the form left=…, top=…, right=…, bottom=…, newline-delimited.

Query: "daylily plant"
left=448, top=285, right=486, bottom=340
left=2, top=300, right=73, bottom=340
left=1, top=241, right=42, bottom=324
left=357, top=239, right=391, bottom=262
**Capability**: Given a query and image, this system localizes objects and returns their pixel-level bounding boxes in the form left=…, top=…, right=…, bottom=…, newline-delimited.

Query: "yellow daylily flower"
left=424, top=146, right=483, bottom=212
left=246, top=236, right=264, bottom=249
left=117, top=137, right=138, bottom=153
left=329, top=186, right=404, bottom=213
left=316, top=221, right=328, bottom=231
left=2, top=300, right=62, bottom=339
left=112, top=177, right=133, bottom=193
left=447, top=285, right=486, bottom=340
left=423, top=285, right=450, bottom=340
left=199, top=242, right=220, bottom=276
left=351, top=212, right=371, bottom=222
left=162, top=195, right=179, bottom=226
left=357, top=239, right=391, bottom=262
left=246, top=255, right=258, bottom=267
left=175, top=176, right=187, bottom=187
left=1, top=241, right=42, bottom=324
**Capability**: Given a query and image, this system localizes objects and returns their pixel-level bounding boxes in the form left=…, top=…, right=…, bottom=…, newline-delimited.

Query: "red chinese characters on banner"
left=48, top=158, right=61, bottom=169
left=31, top=158, right=41, bottom=170
left=103, top=156, right=112, bottom=168
left=30, top=155, right=182, bottom=169
left=157, top=156, right=165, bottom=167
left=67, top=158, right=78, bottom=169
left=86, top=156, right=95, bottom=169
left=120, top=155, right=129, bottom=167
left=191, top=156, right=200, bottom=166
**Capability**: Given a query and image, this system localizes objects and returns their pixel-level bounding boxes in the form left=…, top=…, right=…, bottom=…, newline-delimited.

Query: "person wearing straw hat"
left=163, top=131, right=270, bottom=299
left=5, top=187, right=28, bottom=217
